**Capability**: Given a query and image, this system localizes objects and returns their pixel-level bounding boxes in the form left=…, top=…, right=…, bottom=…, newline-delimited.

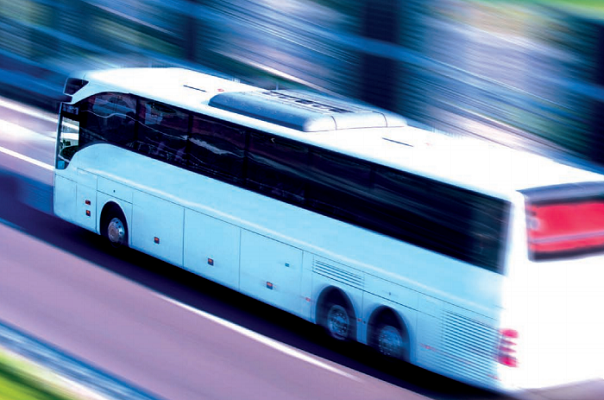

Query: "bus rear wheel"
left=372, top=315, right=408, bottom=361
left=325, top=304, right=351, bottom=341
left=102, top=206, right=128, bottom=249
left=320, top=293, right=355, bottom=342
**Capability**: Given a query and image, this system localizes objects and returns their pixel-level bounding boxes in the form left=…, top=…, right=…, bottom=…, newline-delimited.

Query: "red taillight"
left=527, top=200, right=604, bottom=256
left=497, top=329, right=518, bottom=368
left=500, top=328, right=518, bottom=339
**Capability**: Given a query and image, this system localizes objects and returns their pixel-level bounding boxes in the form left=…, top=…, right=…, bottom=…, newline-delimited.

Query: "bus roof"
left=69, top=67, right=604, bottom=199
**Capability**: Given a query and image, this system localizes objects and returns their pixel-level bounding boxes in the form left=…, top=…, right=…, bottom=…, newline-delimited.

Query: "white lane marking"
left=0, top=119, right=55, bottom=142
left=159, top=294, right=361, bottom=382
left=0, top=117, right=55, bottom=170
left=0, top=144, right=54, bottom=171
left=0, top=97, right=58, bottom=124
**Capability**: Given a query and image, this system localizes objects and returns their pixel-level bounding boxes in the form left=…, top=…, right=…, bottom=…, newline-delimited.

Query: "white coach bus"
left=54, top=67, right=604, bottom=394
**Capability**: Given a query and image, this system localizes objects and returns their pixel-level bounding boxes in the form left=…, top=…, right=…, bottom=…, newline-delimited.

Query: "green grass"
left=0, top=351, right=80, bottom=400
left=504, top=0, right=604, bottom=14
left=467, top=0, right=604, bottom=22
left=0, top=372, right=64, bottom=400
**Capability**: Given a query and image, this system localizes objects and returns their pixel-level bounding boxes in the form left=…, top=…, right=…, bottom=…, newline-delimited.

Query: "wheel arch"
left=315, top=285, right=358, bottom=340
left=99, top=200, right=129, bottom=245
left=367, top=305, right=412, bottom=361
left=100, top=201, right=124, bottom=227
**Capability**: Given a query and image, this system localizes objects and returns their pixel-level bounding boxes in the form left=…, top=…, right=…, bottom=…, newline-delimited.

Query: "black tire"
left=321, top=296, right=355, bottom=341
left=371, top=314, right=409, bottom=361
left=102, top=205, right=128, bottom=250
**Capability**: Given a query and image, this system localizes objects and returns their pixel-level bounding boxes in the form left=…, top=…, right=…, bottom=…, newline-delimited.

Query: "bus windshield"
left=56, top=104, right=80, bottom=169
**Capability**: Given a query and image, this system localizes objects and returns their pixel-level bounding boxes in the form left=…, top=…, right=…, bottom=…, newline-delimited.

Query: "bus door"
left=54, top=103, right=81, bottom=223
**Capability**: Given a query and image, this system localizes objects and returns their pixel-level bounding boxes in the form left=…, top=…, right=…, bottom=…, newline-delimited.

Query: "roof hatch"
left=208, top=90, right=406, bottom=132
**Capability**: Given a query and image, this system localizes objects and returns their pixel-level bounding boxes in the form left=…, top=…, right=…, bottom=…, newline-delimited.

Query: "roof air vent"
left=209, top=90, right=406, bottom=132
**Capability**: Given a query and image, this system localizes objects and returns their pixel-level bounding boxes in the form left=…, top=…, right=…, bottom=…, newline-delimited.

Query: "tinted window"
left=373, top=167, right=507, bottom=272
left=310, top=150, right=372, bottom=191
left=137, top=100, right=189, bottom=165
left=189, top=116, right=246, bottom=182
left=307, top=150, right=373, bottom=225
left=247, top=132, right=308, bottom=204
left=79, top=93, right=137, bottom=148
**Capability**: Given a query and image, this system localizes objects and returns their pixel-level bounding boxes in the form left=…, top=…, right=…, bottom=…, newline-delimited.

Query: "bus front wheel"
left=102, top=205, right=128, bottom=249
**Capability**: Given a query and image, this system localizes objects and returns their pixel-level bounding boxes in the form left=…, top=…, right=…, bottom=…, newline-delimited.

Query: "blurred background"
left=1, top=0, right=604, bottom=166
left=2, top=2, right=604, bottom=399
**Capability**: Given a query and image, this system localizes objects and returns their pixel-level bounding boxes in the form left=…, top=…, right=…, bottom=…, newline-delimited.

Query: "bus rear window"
left=527, top=198, right=604, bottom=260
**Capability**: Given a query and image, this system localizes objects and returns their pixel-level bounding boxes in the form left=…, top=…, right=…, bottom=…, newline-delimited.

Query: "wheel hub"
left=327, top=305, right=349, bottom=340
left=378, top=325, right=405, bottom=358
left=107, top=217, right=125, bottom=246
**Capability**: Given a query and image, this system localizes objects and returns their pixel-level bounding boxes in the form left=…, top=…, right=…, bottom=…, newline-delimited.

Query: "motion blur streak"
left=0, top=142, right=53, bottom=171
left=160, top=295, right=361, bottom=382
left=2, top=1, right=604, bottom=168
left=0, top=98, right=58, bottom=124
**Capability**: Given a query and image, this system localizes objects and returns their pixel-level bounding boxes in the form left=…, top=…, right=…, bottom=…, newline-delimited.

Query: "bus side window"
left=467, top=196, right=509, bottom=271
left=373, top=168, right=465, bottom=255
left=188, top=116, right=246, bottom=183
left=80, top=93, right=136, bottom=148
left=246, top=132, right=308, bottom=205
left=138, top=100, right=189, bottom=164
left=307, top=149, right=372, bottom=225
left=422, top=181, right=508, bottom=272
left=372, top=167, right=507, bottom=273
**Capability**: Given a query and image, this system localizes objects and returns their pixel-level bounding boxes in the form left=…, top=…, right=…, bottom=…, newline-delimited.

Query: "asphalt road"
left=0, top=98, right=507, bottom=400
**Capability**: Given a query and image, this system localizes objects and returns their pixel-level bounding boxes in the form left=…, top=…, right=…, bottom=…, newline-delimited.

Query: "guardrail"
left=0, top=319, right=162, bottom=400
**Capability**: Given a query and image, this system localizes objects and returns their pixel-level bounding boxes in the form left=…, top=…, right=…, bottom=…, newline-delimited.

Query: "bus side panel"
left=416, top=296, right=445, bottom=372
left=97, top=177, right=133, bottom=203
left=183, top=209, right=241, bottom=291
left=131, top=191, right=184, bottom=267
left=239, top=231, right=304, bottom=318
left=361, top=292, right=418, bottom=356
left=416, top=295, right=500, bottom=390
left=76, top=184, right=97, bottom=232
left=74, top=169, right=98, bottom=232
left=54, top=175, right=77, bottom=224
left=299, top=251, right=314, bottom=321
left=361, top=276, right=419, bottom=349
left=362, top=276, right=418, bottom=310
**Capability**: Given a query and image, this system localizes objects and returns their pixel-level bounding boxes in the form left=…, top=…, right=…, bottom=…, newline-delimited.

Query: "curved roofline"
left=63, top=67, right=604, bottom=199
